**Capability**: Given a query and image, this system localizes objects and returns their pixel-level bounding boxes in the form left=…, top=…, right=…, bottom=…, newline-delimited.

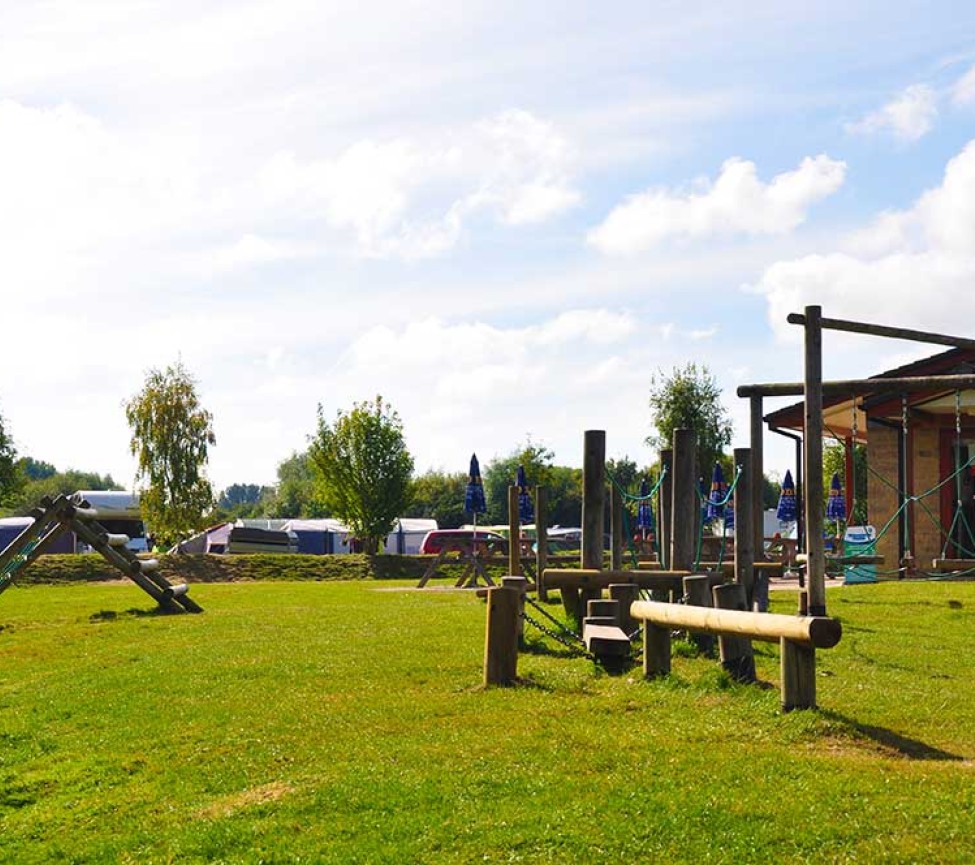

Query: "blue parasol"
left=637, top=478, right=654, bottom=534
left=516, top=464, right=534, bottom=525
left=826, top=472, right=846, bottom=523
left=776, top=469, right=797, bottom=523
left=706, top=462, right=727, bottom=523
left=465, top=453, right=487, bottom=518
left=724, top=501, right=734, bottom=532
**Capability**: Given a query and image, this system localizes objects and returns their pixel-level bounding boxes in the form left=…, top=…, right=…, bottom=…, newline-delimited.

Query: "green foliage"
left=647, top=363, right=733, bottom=473
left=264, top=450, right=329, bottom=518
left=605, top=455, right=639, bottom=493
left=124, top=362, right=216, bottom=547
left=407, top=469, right=468, bottom=528
left=483, top=440, right=556, bottom=524
left=0, top=408, right=21, bottom=507
left=309, top=396, right=414, bottom=553
left=4, top=461, right=122, bottom=515
left=215, top=482, right=276, bottom=519
left=762, top=473, right=782, bottom=509
left=824, top=442, right=868, bottom=525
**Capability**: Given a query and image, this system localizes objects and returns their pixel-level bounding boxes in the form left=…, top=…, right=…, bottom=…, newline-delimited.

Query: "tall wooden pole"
left=659, top=448, right=672, bottom=570
left=534, top=485, right=549, bottom=601
left=671, top=429, right=697, bottom=572
left=582, top=430, right=606, bottom=571
left=507, top=485, right=521, bottom=576
left=803, top=305, right=827, bottom=617
left=750, top=396, right=765, bottom=565
left=734, top=447, right=755, bottom=610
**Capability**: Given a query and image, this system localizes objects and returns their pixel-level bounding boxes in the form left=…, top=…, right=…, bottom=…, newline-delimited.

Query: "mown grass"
left=0, top=578, right=973, bottom=863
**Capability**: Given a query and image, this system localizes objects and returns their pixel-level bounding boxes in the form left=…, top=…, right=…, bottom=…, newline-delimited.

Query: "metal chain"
left=524, top=595, right=584, bottom=643
left=521, top=610, right=595, bottom=659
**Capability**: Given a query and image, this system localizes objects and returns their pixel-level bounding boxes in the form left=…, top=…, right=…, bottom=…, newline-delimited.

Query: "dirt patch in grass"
left=198, top=781, right=295, bottom=819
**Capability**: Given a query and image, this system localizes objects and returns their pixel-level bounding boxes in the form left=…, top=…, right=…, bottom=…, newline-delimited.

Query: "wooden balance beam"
left=541, top=568, right=725, bottom=594
left=629, top=599, right=841, bottom=710
left=930, top=559, right=975, bottom=572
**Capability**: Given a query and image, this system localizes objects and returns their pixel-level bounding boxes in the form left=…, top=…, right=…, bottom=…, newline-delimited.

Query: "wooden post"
left=484, top=586, right=520, bottom=686
left=671, top=429, right=697, bottom=572
left=734, top=447, right=756, bottom=610
left=659, top=448, right=672, bottom=571
left=750, top=396, right=765, bottom=569
left=535, top=485, right=549, bottom=602
left=609, top=583, right=639, bottom=635
left=683, top=574, right=714, bottom=655
left=578, top=430, right=606, bottom=630
left=781, top=639, right=816, bottom=710
left=712, top=583, right=756, bottom=682
left=611, top=485, right=623, bottom=571
left=643, top=622, right=671, bottom=678
left=508, top=486, right=521, bottom=577
left=501, top=575, right=528, bottom=644
left=803, top=304, right=827, bottom=617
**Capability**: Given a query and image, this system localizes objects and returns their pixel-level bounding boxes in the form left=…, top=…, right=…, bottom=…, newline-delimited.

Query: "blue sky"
left=3, top=1, right=975, bottom=491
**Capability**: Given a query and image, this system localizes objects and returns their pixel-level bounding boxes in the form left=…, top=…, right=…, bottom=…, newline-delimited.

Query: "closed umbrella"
left=826, top=472, right=846, bottom=537
left=776, top=469, right=797, bottom=525
left=516, top=465, right=534, bottom=525
left=465, top=454, right=487, bottom=539
left=636, top=478, right=655, bottom=538
left=706, top=462, right=727, bottom=523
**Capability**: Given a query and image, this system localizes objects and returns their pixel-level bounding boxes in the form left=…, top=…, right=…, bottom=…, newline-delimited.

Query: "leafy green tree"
left=124, top=362, right=216, bottom=546
left=483, top=440, right=556, bottom=525
left=214, top=483, right=276, bottom=520
left=0, top=408, right=20, bottom=508
left=546, top=465, right=583, bottom=527
left=309, top=396, right=414, bottom=553
left=606, top=456, right=639, bottom=494
left=407, top=470, right=468, bottom=528
left=6, top=463, right=122, bottom=515
left=823, top=443, right=867, bottom=525
left=265, top=451, right=328, bottom=518
left=647, top=363, right=733, bottom=474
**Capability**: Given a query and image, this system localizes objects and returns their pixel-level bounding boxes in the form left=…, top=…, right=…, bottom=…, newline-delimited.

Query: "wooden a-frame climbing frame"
left=0, top=494, right=202, bottom=613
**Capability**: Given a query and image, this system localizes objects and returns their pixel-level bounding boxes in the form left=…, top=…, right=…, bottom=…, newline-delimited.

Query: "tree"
left=5, top=463, right=121, bottom=516
left=407, top=470, right=468, bottom=528
left=125, top=362, right=216, bottom=546
left=0, top=408, right=20, bottom=507
left=309, top=396, right=414, bottom=554
left=647, top=363, right=733, bottom=474
left=483, top=440, right=556, bottom=525
left=265, top=451, right=328, bottom=518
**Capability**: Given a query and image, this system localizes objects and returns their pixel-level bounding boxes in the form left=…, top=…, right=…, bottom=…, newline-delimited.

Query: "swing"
left=931, top=390, right=975, bottom=571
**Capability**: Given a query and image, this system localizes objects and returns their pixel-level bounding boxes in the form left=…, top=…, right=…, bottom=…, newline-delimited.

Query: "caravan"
left=70, top=491, right=148, bottom=553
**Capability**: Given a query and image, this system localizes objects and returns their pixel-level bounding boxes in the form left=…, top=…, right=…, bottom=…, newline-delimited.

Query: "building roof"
left=763, top=347, right=975, bottom=440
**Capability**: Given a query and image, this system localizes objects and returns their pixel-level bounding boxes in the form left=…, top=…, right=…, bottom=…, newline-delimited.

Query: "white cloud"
left=951, top=63, right=975, bottom=106
left=753, top=138, right=975, bottom=341
left=587, top=154, right=845, bottom=254
left=846, top=84, right=938, bottom=142
left=258, top=109, right=578, bottom=259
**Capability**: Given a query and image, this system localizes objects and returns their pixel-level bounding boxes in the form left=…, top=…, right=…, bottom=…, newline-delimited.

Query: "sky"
left=3, top=1, right=975, bottom=494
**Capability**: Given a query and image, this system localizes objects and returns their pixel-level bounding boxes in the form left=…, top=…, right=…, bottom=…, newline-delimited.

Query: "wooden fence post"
left=643, top=622, right=671, bottom=678
left=611, top=485, right=623, bottom=571
left=501, top=575, right=528, bottom=645
left=659, top=448, right=673, bottom=571
left=683, top=574, right=714, bottom=655
left=733, top=447, right=756, bottom=610
left=609, top=583, right=639, bottom=635
left=712, top=583, right=756, bottom=682
left=484, top=587, right=520, bottom=686
left=781, top=639, right=816, bottom=710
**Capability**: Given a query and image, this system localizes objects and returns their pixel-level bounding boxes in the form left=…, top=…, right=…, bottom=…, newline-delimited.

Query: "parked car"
left=419, top=529, right=507, bottom=555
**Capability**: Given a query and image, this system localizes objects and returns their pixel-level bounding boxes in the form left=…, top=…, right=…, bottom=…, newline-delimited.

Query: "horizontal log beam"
left=738, top=374, right=975, bottom=399
left=786, top=314, right=975, bottom=350
left=630, top=600, right=842, bottom=648
left=542, top=568, right=723, bottom=591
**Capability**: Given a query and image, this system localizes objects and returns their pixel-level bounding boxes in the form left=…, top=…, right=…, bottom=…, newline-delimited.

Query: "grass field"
left=1, top=577, right=974, bottom=863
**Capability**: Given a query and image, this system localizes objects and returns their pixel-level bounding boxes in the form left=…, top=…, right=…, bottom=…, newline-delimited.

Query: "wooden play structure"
left=0, top=494, right=202, bottom=613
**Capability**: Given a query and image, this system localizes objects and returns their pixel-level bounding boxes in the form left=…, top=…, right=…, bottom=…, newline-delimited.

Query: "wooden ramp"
left=0, top=495, right=202, bottom=613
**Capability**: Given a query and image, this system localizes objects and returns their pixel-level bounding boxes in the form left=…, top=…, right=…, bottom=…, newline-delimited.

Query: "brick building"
left=764, top=348, right=975, bottom=572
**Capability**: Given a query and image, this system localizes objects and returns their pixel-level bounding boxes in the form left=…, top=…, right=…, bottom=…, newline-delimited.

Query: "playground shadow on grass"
left=89, top=607, right=169, bottom=623
left=822, top=710, right=964, bottom=761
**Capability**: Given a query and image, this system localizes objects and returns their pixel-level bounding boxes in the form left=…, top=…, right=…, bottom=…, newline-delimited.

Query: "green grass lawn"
left=1, top=578, right=973, bottom=863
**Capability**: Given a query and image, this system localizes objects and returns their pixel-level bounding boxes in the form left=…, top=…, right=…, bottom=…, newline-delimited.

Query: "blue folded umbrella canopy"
left=637, top=478, right=654, bottom=533
left=826, top=472, right=846, bottom=523
left=706, top=462, right=727, bottom=522
left=465, top=453, right=487, bottom=516
left=776, top=469, right=797, bottom=523
left=516, top=464, right=534, bottom=525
